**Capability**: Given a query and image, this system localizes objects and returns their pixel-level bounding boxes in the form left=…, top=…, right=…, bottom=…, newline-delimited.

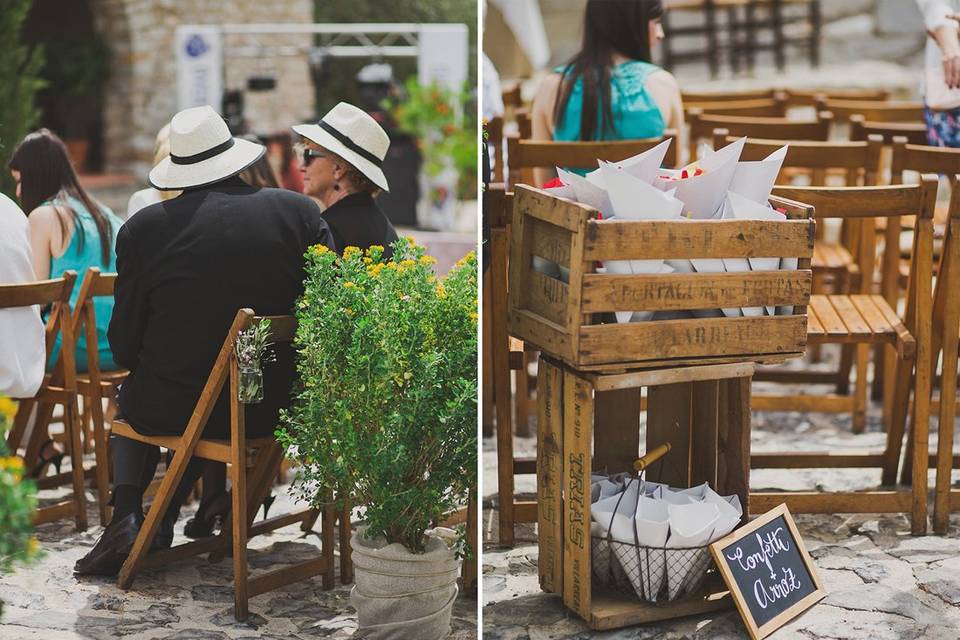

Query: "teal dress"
left=554, top=60, right=667, bottom=175
left=47, top=195, right=122, bottom=373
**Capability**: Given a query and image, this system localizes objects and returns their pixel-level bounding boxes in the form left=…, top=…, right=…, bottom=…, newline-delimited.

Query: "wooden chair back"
left=891, top=138, right=960, bottom=186
left=815, top=98, right=924, bottom=123
left=784, top=88, right=889, bottom=108
left=515, top=107, right=532, bottom=139
left=502, top=81, right=523, bottom=110
left=850, top=115, right=928, bottom=145
left=0, top=272, right=88, bottom=530
left=682, top=88, right=780, bottom=104
left=688, top=109, right=832, bottom=162
left=928, top=176, right=960, bottom=532
left=772, top=179, right=937, bottom=311
left=506, top=133, right=680, bottom=188
left=485, top=116, right=505, bottom=183
left=683, top=96, right=788, bottom=119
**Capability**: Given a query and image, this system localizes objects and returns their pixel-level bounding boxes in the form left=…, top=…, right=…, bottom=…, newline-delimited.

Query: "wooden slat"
left=850, top=295, right=894, bottom=335
left=514, top=137, right=677, bottom=170
left=829, top=295, right=872, bottom=337
left=0, top=277, right=72, bottom=308
left=750, top=491, right=912, bottom=514
left=805, top=304, right=825, bottom=337
left=589, top=583, right=731, bottom=631
left=580, top=271, right=811, bottom=312
left=528, top=217, right=573, bottom=268
left=526, top=269, right=569, bottom=326
left=583, top=219, right=815, bottom=261
left=772, top=184, right=923, bottom=219
left=563, top=371, right=592, bottom=620
left=513, top=501, right=538, bottom=523
left=515, top=185, right=596, bottom=233
left=809, top=295, right=846, bottom=336
left=508, top=309, right=571, bottom=360
left=590, top=362, right=754, bottom=391
left=871, top=294, right=915, bottom=357
left=247, top=557, right=329, bottom=598
left=513, top=457, right=537, bottom=475
left=751, top=394, right=852, bottom=413
left=751, top=452, right=885, bottom=468
left=578, top=315, right=807, bottom=365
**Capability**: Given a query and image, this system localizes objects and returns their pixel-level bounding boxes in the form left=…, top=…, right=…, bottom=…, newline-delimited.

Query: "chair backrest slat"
left=723, top=135, right=883, bottom=185
left=891, top=138, right=960, bottom=183
left=683, top=96, right=788, bottom=119
left=817, top=98, right=923, bottom=123
left=689, top=109, right=831, bottom=162
left=850, top=115, right=928, bottom=145
left=506, top=133, right=679, bottom=188
left=785, top=87, right=889, bottom=107
left=682, top=88, right=780, bottom=104
left=0, top=275, right=75, bottom=309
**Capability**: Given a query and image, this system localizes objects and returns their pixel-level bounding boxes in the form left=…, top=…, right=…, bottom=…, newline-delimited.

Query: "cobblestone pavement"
left=0, top=484, right=477, bottom=640
left=483, top=350, right=960, bottom=638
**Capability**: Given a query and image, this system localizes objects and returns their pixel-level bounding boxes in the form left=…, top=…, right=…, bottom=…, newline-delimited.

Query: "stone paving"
left=483, top=350, right=960, bottom=639
left=0, top=484, right=477, bottom=640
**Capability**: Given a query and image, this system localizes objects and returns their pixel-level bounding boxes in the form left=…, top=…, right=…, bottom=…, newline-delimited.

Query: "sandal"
left=29, top=439, right=65, bottom=479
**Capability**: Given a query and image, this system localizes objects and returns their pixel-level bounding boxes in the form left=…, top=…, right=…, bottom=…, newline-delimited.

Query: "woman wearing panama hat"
left=293, top=102, right=400, bottom=260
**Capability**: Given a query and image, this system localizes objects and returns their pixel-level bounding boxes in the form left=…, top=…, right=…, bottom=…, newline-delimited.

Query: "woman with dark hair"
left=530, top=0, right=683, bottom=184
left=238, top=134, right=282, bottom=188
left=9, top=128, right=123, bottom=372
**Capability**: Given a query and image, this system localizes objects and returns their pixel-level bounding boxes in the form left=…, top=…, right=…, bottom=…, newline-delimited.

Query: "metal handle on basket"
left=634, top=442, right=671, bottom=472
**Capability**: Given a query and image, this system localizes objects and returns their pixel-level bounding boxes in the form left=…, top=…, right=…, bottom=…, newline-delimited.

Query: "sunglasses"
left=302, top=148, right=326, bottom=167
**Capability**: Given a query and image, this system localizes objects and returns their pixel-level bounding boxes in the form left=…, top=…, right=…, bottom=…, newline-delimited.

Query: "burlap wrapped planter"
left=350, top=526, right=460, bottom=640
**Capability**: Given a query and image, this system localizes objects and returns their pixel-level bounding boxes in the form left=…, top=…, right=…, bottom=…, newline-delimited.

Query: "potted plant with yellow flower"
left=279, top=238, right=477, bottom=639
left=0, top=397, right=40, bottom=620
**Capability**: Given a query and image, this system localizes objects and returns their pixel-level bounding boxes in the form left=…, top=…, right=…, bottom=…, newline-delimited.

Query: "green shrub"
left=279, top=239, right=477, bottom=553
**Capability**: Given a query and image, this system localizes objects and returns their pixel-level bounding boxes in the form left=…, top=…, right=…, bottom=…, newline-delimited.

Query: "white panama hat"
left=149, top=105, right=265, bottom=191
left=292, top=102, right=390, bottom=192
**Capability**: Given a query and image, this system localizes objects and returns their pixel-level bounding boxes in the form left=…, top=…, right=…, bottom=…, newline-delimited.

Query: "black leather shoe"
left=153, top=515, right=175, bottom=550
left=73, top=512, right=142, bottom=576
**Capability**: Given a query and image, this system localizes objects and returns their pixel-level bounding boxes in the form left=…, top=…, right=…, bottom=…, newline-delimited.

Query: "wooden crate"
left=537, top=357, right=754, bottom=629
left=507, top=185, right=816, bottom=369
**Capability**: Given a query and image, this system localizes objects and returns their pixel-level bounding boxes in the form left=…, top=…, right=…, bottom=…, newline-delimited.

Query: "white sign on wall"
left=175, top=26, right=223, bottom=112
left=417, top=24, right=468, bottom=93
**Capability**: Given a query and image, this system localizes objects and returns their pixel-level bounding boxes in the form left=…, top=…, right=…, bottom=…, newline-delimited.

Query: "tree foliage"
left=0, top=0, right=44, bottom=200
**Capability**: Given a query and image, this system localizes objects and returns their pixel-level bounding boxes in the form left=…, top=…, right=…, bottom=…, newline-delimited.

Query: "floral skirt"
left=924, top=104, right=960, bottom=147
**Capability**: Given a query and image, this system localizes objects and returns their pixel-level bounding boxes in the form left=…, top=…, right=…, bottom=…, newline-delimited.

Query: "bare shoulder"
left=27, top=205, right=62, bottom=232
left=533, top=72, right=564, bottom=110
left=645, top=69, right=680, bottom=93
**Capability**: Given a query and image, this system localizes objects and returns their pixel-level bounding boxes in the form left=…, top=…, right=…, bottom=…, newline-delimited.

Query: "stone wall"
left=91, top=0, right=314, bottom=178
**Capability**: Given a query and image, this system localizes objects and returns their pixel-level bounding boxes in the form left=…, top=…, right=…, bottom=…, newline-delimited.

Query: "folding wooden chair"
left=683, top=96, right=788, bottom=121
left=112, top=310, right=333, bottom=620
left=928, top=179, right=960, bottom=533
left=486, top=183, right=536, bottom=546
left=750, top=179, right=936, bottom=535
left=682, top=87, right=780, bottom=104
left=715, top=135, right=884, bottom=430
left=2, top=272, right=87, bottom=530
left=816, top=98, right=924, bottom=124
left=687, top=109, right=832, bottom=162
left=784, top=87, right=889, bottom=108
left=850, top=115, right=928, bottom=146
left=506, top=133, right=681, bottom=188
left=70, top=268, right=127, bottom=526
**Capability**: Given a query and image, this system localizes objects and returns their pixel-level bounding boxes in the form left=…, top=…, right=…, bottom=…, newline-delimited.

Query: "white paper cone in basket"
left=729, top=145, right=787, bottom=205
left=724, top=191, right=789, bottom=315
left=704, top=488, right=742, bottom=540
left=557, top=168, right=613, bottom=217
left=665, top=502, right=720, bottom=600
left=586, top=138, right=673, bottom=186
left=632, top=495, right=670, bottom=601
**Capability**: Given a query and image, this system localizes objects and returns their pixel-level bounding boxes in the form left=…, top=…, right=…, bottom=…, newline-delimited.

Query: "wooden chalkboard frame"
left=709, top=504, right=826, bottom=640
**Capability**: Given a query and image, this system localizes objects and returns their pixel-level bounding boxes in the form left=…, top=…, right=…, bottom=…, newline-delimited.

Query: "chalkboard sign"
left=709, top=504, right=825, bottom=640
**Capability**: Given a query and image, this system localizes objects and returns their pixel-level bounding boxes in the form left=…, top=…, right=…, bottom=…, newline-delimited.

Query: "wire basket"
left=591, top=535, right=715, bottom=603
left=590, top=446, right=718, bottom=603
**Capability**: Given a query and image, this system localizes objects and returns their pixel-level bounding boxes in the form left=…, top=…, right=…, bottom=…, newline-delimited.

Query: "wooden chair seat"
left=811, top=243, right=854, bottom=273
left=111, top=420, right=276, bottom=467
left=806, top=295, right=914, bottom=356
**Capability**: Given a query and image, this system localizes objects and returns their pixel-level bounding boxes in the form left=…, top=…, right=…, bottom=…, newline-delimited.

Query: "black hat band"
left=318, top=121, right=382, bottom=168
left=170, top=138, right=236, bottom=165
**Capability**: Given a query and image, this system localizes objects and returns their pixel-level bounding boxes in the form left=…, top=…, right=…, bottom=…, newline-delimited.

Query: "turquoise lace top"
left=553, top=60, right=667, bottom=174
left=46, top=194, right=122, bottom=372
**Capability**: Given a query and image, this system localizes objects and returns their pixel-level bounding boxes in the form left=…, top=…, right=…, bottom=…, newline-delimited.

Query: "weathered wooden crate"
left=507, top=185, right=816, bottom=370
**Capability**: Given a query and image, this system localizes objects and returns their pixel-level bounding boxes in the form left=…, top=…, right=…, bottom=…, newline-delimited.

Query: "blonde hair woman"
left=125, top=124, right=181, bottom=218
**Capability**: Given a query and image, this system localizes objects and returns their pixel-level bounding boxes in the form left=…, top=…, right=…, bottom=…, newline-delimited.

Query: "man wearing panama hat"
left=75, top=105, right=336, bottom=576
left=293, top=101, right=399, bottom=260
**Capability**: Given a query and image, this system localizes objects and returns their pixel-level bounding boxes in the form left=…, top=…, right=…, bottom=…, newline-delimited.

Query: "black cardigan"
left=109, top=176, right=336, bottom=438
left=321, top=191, right=399, bottom=260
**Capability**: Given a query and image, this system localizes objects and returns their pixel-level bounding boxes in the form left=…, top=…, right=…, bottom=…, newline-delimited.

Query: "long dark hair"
left=238, top=134, right=280, bottom=188
left=9, top=129, right=113, bottom=265
left=553, top=0, right=664, bottom=141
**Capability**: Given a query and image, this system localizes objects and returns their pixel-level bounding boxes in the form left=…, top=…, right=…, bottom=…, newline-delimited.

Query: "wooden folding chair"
left=784, top=87, right=889, bottom=108
left=683, top=96, right=788, bottom=121
left=816, top=98, right=924, bottom=124
left=682, top=87, right=780, bottom=104
left=485, top=183, right=536, bottom=546
left=2, top=272, right=87, bottom=530
left=112, top=310, right=332, bottom=620
left=69, top=268, right=127, bottom=526
left=687, top=109, right=832, bottom=162
left=928, top=179, right=960, bottom=533
left=850, top=115, right=928, bottom=146
left=715, top=135, right=884, bottom=430
left=750, top=179, right=936, bottom=535
left=506, top=133, right=681, bottom=188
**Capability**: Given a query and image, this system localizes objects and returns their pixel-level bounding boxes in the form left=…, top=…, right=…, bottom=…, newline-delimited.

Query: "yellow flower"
left=366, top=245, right=384, bottom=255
left=368, top=263, right=385, bottom=277
left=0, top=396, right=17, bottom=422
left=387, top=263, right=398, bottom=270
left=343, top=281, right=356, bottom=289
left=436, top=283, right=447, bottom=299
left=362, top=257, right=372, bottom=265
left=311, top=244, right=330, bottom=255
left=343, top=246, right=362, bottom=259
left=398, top=259, right=416, bottom=271
left=469, top=311, right=478, bottom=323
left=405, top=235, right=416, bottom=245
left=26, top=537, right=38, bottom=556
left=419, top=255, right=437, bottom=266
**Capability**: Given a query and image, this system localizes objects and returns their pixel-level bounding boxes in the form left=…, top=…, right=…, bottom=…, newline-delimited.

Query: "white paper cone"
left=557, top=168, right=613, bottom=217
left=634, top=496, right=670, bottom=600
left=729, top=145, right=788, bottom=205
left=665, top=502, right=720, bottom=599
left=587, top=138, right=674, bottom=186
